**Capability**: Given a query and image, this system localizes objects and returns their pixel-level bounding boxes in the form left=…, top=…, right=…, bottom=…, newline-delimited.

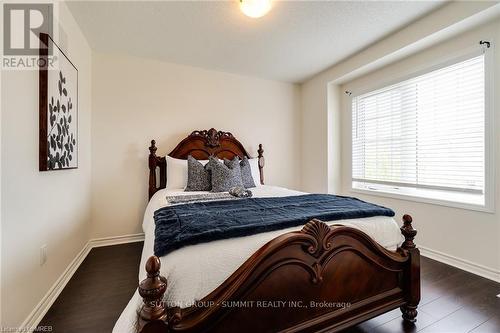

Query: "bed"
left=115, top=128, right=420, bottom=333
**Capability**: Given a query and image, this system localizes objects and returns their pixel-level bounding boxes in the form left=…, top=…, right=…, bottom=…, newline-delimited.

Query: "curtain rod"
left=479, top=40, right=491, bottom=49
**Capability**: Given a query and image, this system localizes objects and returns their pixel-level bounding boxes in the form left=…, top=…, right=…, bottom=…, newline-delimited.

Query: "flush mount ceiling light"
left=239, top=0, right=272, bottom=18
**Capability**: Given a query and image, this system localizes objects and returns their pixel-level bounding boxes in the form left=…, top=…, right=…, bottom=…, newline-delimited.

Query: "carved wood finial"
left=257, top=144, right=264, bottom=158
left=301, top=219, right=332, bottom=257
left=257, top=144, right=265, bottom=185
left=149, top=140, right=157, bottom=155
left=400, top=214, right=420, bottom=323
left=148, top=140, right=159, bottom=200
left=138, top=256, right=167, bottom=323
left=401, top=214, right=417, bottom=250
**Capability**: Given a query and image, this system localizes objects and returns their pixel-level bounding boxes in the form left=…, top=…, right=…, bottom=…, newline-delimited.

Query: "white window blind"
left=352, top=54, right=485, bottom=194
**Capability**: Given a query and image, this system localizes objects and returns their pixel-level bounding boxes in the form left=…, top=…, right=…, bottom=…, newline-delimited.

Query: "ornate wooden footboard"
left=137, top=215, right=420, bottom=333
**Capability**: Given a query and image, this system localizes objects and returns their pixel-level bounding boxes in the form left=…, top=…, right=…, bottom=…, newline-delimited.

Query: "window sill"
left=351, top=181, right=494, bottom=213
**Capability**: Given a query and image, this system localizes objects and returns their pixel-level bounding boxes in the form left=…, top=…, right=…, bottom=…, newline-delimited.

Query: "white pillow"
left=166, top=156, right=209, bottom=190
left=249, top=158, right=262, bottom=186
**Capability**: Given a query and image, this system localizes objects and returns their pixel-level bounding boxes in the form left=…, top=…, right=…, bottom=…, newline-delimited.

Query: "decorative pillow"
left=185, top=156, right=211, bottom=191
left=249, top=158, right=261, bottom=186
left=223, top=156, right=240, bottom=170
left=166, top=156, right=188, bottom=189
left=224, top=157, right=256, bottom=188
left=240, top=157, right=256, bottom=188
left=207, top=157, right=244, bottom=192
left=166, top=156, right=209, bottom=190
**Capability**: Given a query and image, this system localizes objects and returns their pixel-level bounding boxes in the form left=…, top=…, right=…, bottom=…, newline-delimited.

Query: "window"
left=351, top=52, right=493, bottom=210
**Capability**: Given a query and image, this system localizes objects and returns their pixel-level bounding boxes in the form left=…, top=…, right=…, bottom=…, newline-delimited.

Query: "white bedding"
left=113, top=185, right=403, bottom=333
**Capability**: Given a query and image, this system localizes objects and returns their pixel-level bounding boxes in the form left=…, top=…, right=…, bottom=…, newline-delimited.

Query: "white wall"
left=302, top=9, right=500, bottom=276
left=91, top=53, right=301, bottom=238
left=0, top=3, right=92, bottom=327
left=0, top=25, right=3, bottom=326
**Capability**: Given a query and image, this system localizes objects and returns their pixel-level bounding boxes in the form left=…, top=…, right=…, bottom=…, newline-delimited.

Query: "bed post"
left=258, top=144, right=265, bottom=185
left=149, top=140, right=158, bottom=200
left=138, top=256, right=168, bottom=332
left=399, top=214, right=420, bottom=323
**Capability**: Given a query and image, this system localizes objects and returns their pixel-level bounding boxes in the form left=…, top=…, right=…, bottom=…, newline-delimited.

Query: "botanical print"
left=40, top=33, right=78, bottom=171
left=47, top=71, right=76, bottom=169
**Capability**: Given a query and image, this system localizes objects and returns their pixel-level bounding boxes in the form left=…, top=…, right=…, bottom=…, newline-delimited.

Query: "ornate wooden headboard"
left=148, top=128, right=265, bottom=199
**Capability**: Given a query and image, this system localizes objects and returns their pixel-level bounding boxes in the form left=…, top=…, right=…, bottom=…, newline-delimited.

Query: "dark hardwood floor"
left=38, top=242, right=143, bottom=333
left=39, top=242, right=500, bottom=333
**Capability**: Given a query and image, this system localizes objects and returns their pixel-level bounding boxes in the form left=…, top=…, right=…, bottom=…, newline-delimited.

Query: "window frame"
left=348, top=45, right=495, bottom=213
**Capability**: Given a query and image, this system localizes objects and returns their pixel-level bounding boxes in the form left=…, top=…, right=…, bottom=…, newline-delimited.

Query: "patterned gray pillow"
left=224, top=157, right=255, bottom=188
left=240, top=157, right=256, bottom=188
left=223, top=156, right=240, bottom=170
left=185, top=155, right=211, bottom=191
left=207, top=156, right=244, bottom=192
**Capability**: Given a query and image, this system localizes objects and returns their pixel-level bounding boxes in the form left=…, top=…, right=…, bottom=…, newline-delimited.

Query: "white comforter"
left=113, top=186, right=403, bottom=333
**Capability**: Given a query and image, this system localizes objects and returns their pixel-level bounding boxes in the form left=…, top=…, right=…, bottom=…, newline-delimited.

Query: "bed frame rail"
left=137, top=215, right=420, bottom=333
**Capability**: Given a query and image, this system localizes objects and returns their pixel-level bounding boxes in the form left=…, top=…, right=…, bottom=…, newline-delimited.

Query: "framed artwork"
left=39, top=33, right=78, bottom=171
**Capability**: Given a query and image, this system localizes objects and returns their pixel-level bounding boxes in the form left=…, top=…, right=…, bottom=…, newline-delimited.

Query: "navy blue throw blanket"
left=154, top=194, right=394, bottom=257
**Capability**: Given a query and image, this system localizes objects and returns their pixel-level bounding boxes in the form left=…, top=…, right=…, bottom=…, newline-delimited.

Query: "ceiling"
left=66, top=1, right=446, bottom=83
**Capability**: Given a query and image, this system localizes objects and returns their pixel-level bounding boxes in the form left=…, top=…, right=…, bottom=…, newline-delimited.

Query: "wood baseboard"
left=20, top=241, right=92, bottom=330
left=20, top=233, right=145, bottom=330
left=90, top=233, right=145, bottom=248
left=420, top=246, right=500, bottom=283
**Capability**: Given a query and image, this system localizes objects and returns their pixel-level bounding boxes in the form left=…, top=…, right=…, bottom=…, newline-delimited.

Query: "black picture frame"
left=39, top=33, right=78, bottom=171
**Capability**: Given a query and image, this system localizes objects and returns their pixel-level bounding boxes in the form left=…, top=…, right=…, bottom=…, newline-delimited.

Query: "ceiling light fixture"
left=239, top=0, right=272, bottom=18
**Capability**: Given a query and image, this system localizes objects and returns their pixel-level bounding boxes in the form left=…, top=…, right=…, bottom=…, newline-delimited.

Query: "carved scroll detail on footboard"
left=138, top=216, right=420, bottom=333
